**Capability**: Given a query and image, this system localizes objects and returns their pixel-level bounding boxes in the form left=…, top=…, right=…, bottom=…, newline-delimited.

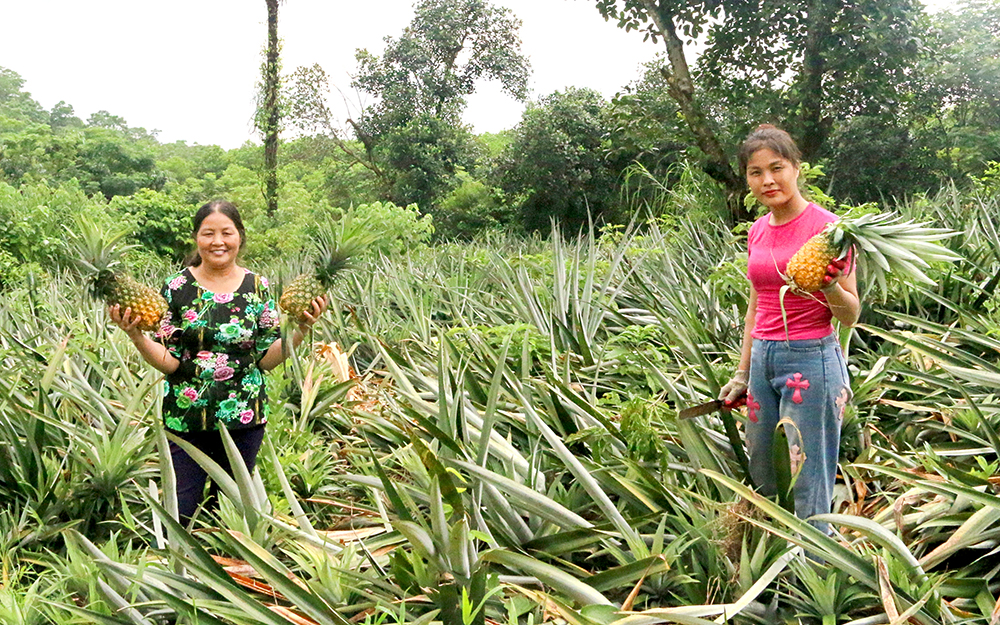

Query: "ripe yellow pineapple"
left=70, top=215, right=168, bottom=332
left=785, top=234, right=841, bottom=294
left=783, top=208, right=961, bottom=297
left=279, top=218, right=364, bottom=324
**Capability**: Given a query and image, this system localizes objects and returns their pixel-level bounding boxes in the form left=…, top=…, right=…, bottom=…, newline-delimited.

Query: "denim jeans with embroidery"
left=745, top=334, right=851, bottom=533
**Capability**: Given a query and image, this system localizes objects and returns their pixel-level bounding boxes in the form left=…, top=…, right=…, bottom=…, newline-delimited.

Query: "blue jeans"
left=746, top=334, right=851, bottom=533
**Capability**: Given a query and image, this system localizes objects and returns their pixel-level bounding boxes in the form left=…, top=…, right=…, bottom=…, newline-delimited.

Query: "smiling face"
left=745, top=148, right=804, bottom=213
left=195, top=210, right=241, bottom=270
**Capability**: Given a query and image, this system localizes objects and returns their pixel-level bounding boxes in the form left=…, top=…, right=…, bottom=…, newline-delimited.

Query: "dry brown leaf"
left=212, top=555, right=259, bottom=577
left=317, top=526, right=387, bottom=543
left=876, top=555, right=900, bottom=622
left=269, top=605, right=320, bottom=625
left=227, top=570, right=286, bottom=602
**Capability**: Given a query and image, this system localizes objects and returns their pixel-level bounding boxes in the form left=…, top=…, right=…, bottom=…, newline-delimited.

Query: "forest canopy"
left=2, top=0, right=998, bottom=245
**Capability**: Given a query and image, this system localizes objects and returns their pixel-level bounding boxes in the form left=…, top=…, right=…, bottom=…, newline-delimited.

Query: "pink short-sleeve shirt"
left=747, top=203, right=845, bottom=340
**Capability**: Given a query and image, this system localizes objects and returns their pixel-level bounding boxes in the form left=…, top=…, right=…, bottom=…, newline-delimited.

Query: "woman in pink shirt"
left=719, top=125, right=861, bottom=533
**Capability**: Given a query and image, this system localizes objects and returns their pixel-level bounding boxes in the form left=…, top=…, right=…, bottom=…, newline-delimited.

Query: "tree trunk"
left=793, top=0, right=834, bottom=162
left=641, top=0, right=749, bottom=222
left=264, top=0, right=281, bottom=216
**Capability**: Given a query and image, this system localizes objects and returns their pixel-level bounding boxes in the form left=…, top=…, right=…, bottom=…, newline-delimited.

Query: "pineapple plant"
left=279, top=218, right=366, bottom=324
left=784, top=206, right=962, bottom=297
left=70, top=215, right=167, bottom=332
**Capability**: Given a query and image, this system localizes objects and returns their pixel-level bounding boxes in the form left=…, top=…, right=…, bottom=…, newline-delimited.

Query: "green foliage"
left=0, top=67, right=48, bottom=127
left=497, top=88, right=618, bottom=233
left=433, top=169, right=510, bottom=240
left=0, top=180, right=112, bottom=268
left=340, top=200, right=435, bottom=256
left=108, top=189, right=193, bottom=262
left=353, top=0, right=530, bottom=135
left=619, top=397, right=665, bottom=462
left=1, top=67, right=165, bottom=200
left=346, top=0, right=530, bottom=209
left=379, top=113, right=480, bottom=209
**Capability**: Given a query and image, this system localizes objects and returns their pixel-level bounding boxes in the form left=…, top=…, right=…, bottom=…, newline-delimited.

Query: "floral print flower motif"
left=183, top=309, right=199, bottom=323
left=260, top=277, right=269, bottom=288
left=168, top=275, right=187, bottom=290
left=239, top=410, right=254, bottom=424
left=260, top=306, right=278, bottom=329
left=786, top=373, right=810, bottom=404
left=155, top=323, right=177, bottom=339
left=182, top=387, right=199, bottom=402
left=214, top=292, right=234, bottom=304
left=176, top=391, right=194, bottom=409
left=165, top=416, right=187, bottom=431
left=215, top=353, right=229, bottom=366
left=214, top=366, right=235, bottom=382
left=218, top=320, right=243, bottom=341
left=197, top=350, right=213, bottom=360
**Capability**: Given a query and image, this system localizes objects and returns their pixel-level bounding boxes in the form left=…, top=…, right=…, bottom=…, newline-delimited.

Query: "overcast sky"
left=2, top=0, right=960, bottom=149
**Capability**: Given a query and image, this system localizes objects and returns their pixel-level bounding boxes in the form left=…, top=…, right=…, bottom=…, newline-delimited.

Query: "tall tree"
left=286, top=0, right=530, bottom=209
left=593, top=0, right=746, bottom=220
left=593, top=0, right=924, bottom=220
left=698, top=0, right=925, bottom=161
left=353, top=0, right=531, bottom=134
left=497, top=88, right=617, bottom=234
left=258, top=0, right=282, bottom=216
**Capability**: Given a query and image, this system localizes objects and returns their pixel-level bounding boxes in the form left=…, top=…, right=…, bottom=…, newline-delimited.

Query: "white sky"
left=1, top=0, right=961, bottom=150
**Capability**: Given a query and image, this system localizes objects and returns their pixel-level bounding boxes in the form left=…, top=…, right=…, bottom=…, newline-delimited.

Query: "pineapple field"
left=2, top=176, right=1000, bottom=625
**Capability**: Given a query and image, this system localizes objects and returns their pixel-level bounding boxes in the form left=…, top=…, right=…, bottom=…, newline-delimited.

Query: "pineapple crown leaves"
left=66, top=214, right=138, bottom=299
left=308, top=214, right=376, bottom=287
left=823, top=206, right=963, bottom=300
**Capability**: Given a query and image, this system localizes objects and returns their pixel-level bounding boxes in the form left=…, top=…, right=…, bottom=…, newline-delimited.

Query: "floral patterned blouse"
left=155, top=267, right=280, bottom=433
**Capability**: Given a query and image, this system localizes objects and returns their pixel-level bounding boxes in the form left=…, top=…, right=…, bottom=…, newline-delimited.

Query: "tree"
left=49, top=101, right=83, bottom=132
left=286, top=0, right=530, bottom=209
left=496, top=88, right=617, bottom=234
left=593, top=0, right=746, bottom=219
left=354, top=0, right=530, bottom=134
left=0, top=67, right=48, bottom=128
left=698, top=0, right=925, bottom=161
left=592, top=0, right=925, bottom=220
left=911, top=0, right=1000, bottom=179
left=256, top=0, right=284, bottom=216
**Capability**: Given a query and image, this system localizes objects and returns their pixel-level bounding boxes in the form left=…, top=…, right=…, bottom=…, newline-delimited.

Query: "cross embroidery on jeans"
left=746, top=392, right=761, bottom=423
left=835, top=387, right=849, bottom=421
left=786, top=373, right=810, bottom=404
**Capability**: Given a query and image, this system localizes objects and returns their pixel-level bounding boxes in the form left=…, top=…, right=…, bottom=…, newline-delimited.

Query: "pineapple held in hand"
left=783, top=207, right=961, bottom=297
left=279, top=218, right=364, bottom=324
left=71, top=215, right=168, bottom=332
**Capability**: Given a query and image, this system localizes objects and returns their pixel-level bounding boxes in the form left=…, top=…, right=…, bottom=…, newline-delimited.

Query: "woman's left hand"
left=821, top=258, right=849, bottom=292
left=298, top=295, right=329, bottom=331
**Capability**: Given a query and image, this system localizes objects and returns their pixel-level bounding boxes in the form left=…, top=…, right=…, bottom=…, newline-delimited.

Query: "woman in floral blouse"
left=109, top=199, right=327, bottom=523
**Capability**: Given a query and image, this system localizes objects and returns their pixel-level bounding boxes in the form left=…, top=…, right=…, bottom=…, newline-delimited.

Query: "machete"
left=677, top=399, right=724, bottom=419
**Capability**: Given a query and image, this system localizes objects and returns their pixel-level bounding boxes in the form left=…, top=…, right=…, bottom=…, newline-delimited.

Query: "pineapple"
left=783, top=207, right=961, bottom=298
left=70, top=215, right=167, bottom=332
left=279, top=219, right=364, bottom=323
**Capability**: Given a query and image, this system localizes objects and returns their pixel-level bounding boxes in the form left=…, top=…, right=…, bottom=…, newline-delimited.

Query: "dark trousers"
left=168, top=425, right=266, bottom=524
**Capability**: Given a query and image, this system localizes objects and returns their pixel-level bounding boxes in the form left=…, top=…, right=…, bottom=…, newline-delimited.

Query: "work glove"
left=719, top=369, right=749, bottom=408
left=821, top=258, right=849, bottom=292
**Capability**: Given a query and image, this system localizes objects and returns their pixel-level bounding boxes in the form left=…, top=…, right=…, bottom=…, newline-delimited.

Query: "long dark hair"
left=737, top=124, right=802, bottom=176
left=184, top=200, right=247, bottom=267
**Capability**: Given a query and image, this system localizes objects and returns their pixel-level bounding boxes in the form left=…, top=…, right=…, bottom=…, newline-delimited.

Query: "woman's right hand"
left=719, top=369, right=749, bottom=407
left=108, top=304, right=144, bottom=338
